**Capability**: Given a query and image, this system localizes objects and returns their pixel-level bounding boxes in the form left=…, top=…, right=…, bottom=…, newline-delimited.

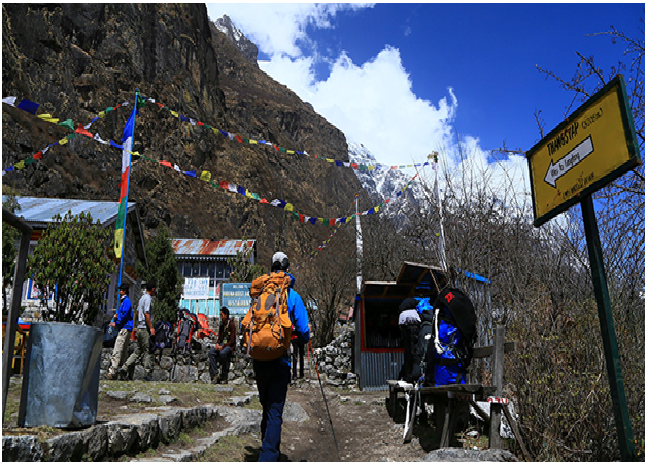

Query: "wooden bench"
left=387, top=325, right=529, bottom=458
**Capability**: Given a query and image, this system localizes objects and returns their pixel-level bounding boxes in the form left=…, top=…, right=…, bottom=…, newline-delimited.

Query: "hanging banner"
left=183, top=277, right=211, bottom=299
left=221, top=283, right=252, bottom=316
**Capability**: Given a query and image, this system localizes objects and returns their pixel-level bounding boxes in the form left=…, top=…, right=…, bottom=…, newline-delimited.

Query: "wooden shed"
left=353, top=262, right=447, bottom=391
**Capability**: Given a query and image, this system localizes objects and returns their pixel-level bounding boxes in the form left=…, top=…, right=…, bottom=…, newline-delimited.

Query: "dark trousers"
left=208, top=346, right=232, bottom=380
left=291, top=340, right=304, bottom=379
left=253, top=358, right=291, bottom=462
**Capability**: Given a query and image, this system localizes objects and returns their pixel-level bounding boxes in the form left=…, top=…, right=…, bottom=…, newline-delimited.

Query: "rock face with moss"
left=2, top=4, right=365, bottom=261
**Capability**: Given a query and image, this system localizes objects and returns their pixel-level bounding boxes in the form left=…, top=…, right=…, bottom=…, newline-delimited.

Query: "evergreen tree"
left=136, top=227, right=183, bottom=324
left=27, top=210, right=115, bottom=324
left=2, top=193, right=20, bottom=315
left=227, top=240, right=266, bottom=283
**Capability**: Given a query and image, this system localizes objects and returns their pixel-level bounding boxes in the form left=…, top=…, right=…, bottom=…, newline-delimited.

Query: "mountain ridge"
left=2, top=4, right=369, bottom=262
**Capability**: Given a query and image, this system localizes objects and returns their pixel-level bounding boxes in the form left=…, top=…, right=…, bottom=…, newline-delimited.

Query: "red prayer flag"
left=236, top=136, right=243, bottom=143
left=197, top=121, right=204, bottom=126
left=160, top=160, right=172, bottom=168
left=33, top=151, right=43, bottom=159
left=329, top=218, right=336, bottom=226
left=75, top=124, right=94, bottom=137
left=219, top=181, right=229, bottom=189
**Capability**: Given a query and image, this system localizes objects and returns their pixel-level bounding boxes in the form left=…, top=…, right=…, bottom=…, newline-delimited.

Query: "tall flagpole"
left=355, top=194, right=363, bottom=294
left=116, top=89, right=139, bottom=287
left=431, top=151, right=447, bottom=271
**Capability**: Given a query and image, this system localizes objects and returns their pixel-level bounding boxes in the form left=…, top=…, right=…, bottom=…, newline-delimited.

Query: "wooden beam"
left=473, top=341, right=517, bottom=359
left=2, top=209, right=32, bottom=426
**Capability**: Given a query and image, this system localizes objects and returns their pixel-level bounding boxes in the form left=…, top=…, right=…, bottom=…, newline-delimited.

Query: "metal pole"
left=432, top=152, right=447, bottom=271
left=581, top=194, right=636, bottom=461
left=118, top=89, right=139, bottom=287
left=355, top=195, right=362, bottom=294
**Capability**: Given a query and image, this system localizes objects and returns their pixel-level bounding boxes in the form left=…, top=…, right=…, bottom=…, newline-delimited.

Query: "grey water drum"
left=18, top=322, right=103, bottom=428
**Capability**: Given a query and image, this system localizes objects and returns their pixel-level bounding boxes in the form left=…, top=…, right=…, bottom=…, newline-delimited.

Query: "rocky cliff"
left=2, top=4, right=366, bottom=262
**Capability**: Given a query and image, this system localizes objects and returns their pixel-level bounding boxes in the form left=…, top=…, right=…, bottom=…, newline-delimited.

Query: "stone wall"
left=100, top=338, right=257, bottom=386
left=312, top=325, right=357, bottom=389
left=101, top=324, right=358, bottom=389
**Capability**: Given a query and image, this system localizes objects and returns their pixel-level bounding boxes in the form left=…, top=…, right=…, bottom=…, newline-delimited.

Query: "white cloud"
left=207, top=3, right=373, bottom=58
left=207, top=3, right=528, bottom=202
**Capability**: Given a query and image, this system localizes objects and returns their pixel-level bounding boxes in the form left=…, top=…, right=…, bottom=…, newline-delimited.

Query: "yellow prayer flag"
left=99, top=111, right=106, bottom=117
left=326, top=158, right=334, bottom=163
left=114, top=229, right=124, bottom=258
left=59, top=137, right=69, bottom=145
left=200, top=171, right=211, bottom=182
left=212, top=128, right=219, bottom=134
left=248, top=140, right=258, bottom=144
left=284, top=203, right=294, bottom=212
left=170, top=111, right=179, bottom=118
left=287, top=150, right=295, bottom=154
left=15, top=161, right=26, bottom=170
left=374, top=206, right=380, bottom=213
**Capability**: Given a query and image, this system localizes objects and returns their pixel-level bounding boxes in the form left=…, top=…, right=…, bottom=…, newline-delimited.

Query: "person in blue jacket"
left=107, top=284, right=133, bottom=380
left=253, top=252, right=310, bottom=462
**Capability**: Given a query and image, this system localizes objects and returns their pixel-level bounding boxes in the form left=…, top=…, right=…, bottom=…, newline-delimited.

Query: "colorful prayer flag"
left=114, top=98, right=138, bottom=259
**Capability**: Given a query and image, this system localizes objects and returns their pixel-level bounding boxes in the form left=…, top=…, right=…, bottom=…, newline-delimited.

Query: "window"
left=208, top=263, right=216, bottom=278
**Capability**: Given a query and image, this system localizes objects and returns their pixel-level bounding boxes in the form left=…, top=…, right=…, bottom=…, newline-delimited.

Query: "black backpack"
left=433, top=287, right=477, bottom=369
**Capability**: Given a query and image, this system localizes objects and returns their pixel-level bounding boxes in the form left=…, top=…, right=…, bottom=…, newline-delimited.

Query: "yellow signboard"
left=527, top=75, right=641, bottom=226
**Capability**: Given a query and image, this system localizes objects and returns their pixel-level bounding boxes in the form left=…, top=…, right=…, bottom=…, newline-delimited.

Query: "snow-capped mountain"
left=213, top=15, right=259, bottom=65
left=347, top=141, right=431, bottom=216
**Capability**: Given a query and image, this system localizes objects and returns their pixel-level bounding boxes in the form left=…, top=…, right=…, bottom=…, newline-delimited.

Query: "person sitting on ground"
left=209, top=306, right=236, bottom=384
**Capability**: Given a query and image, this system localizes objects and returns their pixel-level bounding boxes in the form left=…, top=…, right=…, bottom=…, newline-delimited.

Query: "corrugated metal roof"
left=171, top=239, right=256, bottom=257
left=3, top=196, right=135, bottom=228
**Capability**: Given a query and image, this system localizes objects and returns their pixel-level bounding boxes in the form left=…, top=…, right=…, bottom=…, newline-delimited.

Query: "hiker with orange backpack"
left=241, top=251, right=310, bottom=462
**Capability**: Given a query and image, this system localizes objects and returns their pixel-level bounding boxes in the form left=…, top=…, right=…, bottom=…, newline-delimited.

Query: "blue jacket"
left=115, top=295, right=133, bottom=331
left=280, top=285, right=310, bottom=367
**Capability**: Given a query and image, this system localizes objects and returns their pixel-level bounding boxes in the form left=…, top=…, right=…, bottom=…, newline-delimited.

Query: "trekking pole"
left=307, top=341, right=340, bottom=460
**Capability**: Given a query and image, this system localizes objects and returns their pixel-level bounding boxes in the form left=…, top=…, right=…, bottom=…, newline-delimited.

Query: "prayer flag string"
left=2, top=96, right=132, bottom=173
left=2, top=94, right=420, bottom=224
left=139, top=95, right=432, bottom=173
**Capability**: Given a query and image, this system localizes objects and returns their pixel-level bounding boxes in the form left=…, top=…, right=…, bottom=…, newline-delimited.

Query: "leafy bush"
left=27, top=210, right=115, bottom=324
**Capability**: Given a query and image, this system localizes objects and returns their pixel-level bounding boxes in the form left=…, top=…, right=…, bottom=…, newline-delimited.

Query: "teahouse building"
left=3, top=196, right=147, bottom=321
left=171, top=238, right=256, bottom=317
left=354, top=261, right=491, bottom=391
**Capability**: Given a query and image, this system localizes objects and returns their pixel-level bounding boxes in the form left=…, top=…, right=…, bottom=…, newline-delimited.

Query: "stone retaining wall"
left=101, top=325, right=358, bottom=389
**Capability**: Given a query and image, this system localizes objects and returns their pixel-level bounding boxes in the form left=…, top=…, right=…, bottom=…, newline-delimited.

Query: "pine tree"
left=136, top=227, right=183, bottom=324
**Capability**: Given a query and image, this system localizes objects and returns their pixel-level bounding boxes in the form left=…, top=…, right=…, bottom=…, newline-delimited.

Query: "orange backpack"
left=241, top=272, right=293, bottom=360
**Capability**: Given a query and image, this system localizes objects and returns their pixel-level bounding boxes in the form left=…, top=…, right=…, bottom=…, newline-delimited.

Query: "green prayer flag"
left=24, top=157, right=35, bottom=165
left=57, top=119, right=75, bottom=130
left=105, top=107, right=113, bottom=113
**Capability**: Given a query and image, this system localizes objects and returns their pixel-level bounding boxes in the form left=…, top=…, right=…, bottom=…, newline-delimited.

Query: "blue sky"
left=206, top=3, right=643, bottom=197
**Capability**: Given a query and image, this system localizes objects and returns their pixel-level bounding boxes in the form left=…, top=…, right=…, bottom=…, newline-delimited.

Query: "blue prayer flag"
left=17, top=99, right=39, bottom=115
